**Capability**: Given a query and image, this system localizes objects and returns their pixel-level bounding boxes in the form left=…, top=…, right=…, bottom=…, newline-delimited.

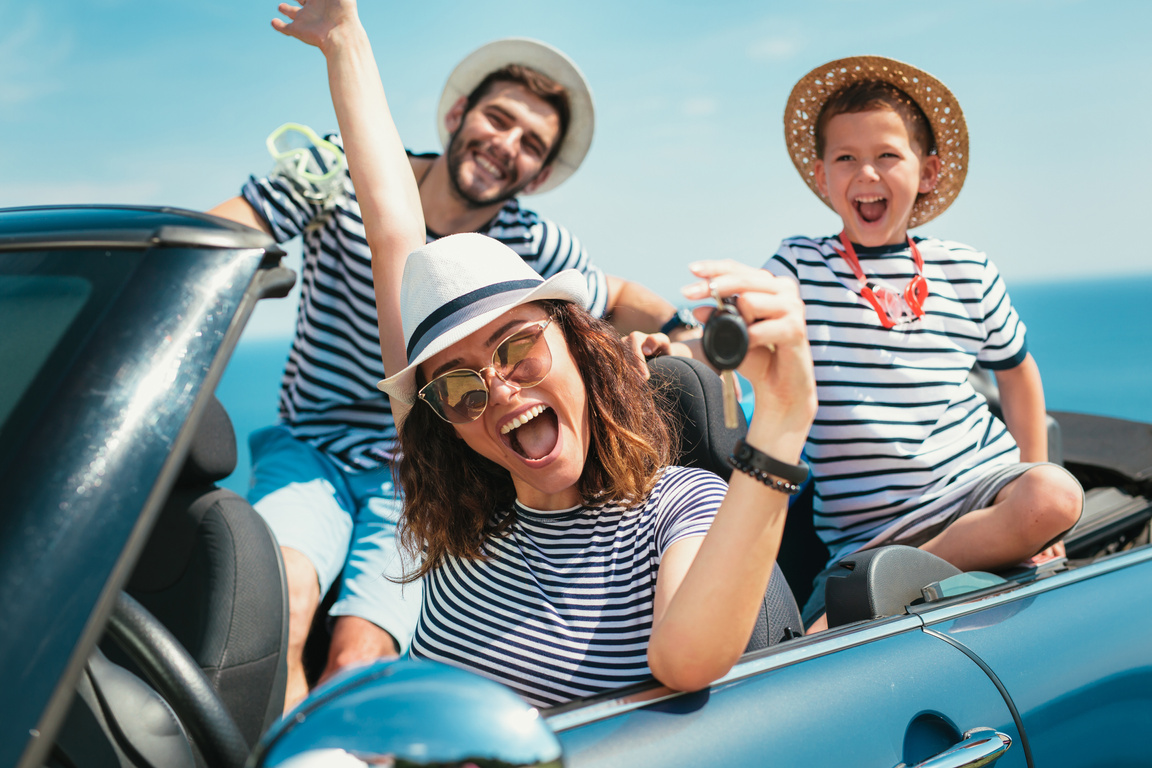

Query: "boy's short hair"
left=813, top=81, right=935, bottom=159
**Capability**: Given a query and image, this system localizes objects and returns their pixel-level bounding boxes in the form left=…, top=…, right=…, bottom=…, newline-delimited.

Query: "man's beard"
left=445, top=129, right=540, bottom=209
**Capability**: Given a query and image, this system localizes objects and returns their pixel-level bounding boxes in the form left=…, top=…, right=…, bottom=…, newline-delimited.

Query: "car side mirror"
left=249, top=659, right=564, bottom=768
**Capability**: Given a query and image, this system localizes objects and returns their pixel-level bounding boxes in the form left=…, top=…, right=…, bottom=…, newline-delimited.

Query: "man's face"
left=444, top=81, right=562, bottom=208
left=813, top=107, right=940, bottom=247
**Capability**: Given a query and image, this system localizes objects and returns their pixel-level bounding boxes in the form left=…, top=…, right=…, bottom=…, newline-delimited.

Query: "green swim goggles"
left=266, top=123, right=347, bottom=204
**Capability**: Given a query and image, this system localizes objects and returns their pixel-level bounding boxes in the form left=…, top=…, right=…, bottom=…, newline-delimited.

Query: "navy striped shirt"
left=764, top=235, right=1027, bottom=561
left=409, top=466, right=725, bottom=707
left=242, top=141, right=609, bottom=470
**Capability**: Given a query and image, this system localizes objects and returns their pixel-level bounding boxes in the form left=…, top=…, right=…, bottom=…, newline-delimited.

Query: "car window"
left=0, top=275, right=91, bottom=430
left=0, top=249, right=142, bottom=457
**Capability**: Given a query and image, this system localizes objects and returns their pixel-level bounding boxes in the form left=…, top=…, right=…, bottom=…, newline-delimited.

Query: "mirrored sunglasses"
left=417, top=319, right=553, bottom=424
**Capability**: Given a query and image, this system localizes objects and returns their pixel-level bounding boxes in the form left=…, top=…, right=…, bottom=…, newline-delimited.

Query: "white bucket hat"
left=377, top=233, right=590, bottom=405
left=437, top=38, right=595, bottom=195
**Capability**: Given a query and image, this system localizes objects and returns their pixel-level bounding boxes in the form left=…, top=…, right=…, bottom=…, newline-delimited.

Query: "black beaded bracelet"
left=727, top=439, right=809, bottom=495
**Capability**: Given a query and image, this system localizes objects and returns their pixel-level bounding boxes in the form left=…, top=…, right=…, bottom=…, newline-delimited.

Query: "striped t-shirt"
left=764, top=235, right=1027, bottom=563
left=409, top=466, right=725, bottom=707
left=241, top=142, right=609, bottom=470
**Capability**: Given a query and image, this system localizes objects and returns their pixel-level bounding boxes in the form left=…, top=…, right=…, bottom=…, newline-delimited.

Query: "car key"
left=702, top=287, right=749, bottom=429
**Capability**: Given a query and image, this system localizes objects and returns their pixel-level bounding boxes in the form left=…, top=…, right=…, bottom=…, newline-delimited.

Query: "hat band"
left=407, top=278, right=543, bottom=361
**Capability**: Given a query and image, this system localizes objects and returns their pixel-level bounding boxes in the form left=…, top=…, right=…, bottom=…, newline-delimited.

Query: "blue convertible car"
left=3, top=205, right=1150, bottom=768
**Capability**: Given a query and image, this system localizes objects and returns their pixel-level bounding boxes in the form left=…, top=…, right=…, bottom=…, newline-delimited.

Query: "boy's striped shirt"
left=764, top=235, right=1027, bottom=561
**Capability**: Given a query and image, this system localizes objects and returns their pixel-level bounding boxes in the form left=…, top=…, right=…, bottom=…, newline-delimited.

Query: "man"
left=209, top=38, right=692, bottom=711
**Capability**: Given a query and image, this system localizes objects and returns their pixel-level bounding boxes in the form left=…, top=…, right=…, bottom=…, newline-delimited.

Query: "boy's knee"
left=1018, top=465, right=1083, bottom=537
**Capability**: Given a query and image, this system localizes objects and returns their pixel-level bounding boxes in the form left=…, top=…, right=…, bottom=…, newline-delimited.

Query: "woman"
left=273, top=0, right=817, bottom=707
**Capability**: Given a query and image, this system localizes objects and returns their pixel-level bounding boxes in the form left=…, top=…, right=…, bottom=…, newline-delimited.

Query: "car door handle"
left=902, top=727, right=1012, bottom=768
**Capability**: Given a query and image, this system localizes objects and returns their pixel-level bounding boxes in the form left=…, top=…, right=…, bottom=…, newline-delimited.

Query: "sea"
left=214, top=273, right=1152, bottom=496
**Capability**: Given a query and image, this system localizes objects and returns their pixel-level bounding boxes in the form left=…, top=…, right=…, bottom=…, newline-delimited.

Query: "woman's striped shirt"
left=764, top=235, right=1027, bottom=562
left=409, top=466, right=725, bottom=707
left=241, top=142, right=609, bottom=470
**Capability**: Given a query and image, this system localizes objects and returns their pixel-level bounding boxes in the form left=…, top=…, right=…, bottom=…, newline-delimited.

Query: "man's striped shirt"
left=409, top=466, right=725, bottom=707
left=241, top=142, right=609, bottom=470
left=764, top=235, right=1027, bottom=562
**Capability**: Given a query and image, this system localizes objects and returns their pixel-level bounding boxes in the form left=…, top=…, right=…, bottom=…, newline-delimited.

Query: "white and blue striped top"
left=409, top=466, right=726, bottom=707
left=764, top=235, right=1027, bottom=563
left=241, top=141, right=609, bottom=470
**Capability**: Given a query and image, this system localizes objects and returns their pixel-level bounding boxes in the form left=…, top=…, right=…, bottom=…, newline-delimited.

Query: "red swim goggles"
left=832, top=233, right=929, bottom=329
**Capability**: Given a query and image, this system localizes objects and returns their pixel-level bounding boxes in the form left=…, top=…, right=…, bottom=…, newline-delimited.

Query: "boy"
left=767, top=56, right=1082, bottom=631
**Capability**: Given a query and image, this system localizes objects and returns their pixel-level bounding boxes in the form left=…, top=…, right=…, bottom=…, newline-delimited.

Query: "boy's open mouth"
left=854, top=195, right=887, bottom=224
left=500, top=405, right=558, bottom=460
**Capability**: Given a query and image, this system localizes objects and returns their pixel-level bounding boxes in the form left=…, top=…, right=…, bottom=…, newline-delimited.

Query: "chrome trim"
left=918, top=544, right=1152, bottom=627
left=901, top=727, right=1012, bottom=768
left=546, top=614, right=924, bottom=732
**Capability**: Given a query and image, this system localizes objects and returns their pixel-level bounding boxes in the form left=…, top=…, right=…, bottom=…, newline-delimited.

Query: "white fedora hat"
left=436, top=38, right=595, bottom=195
left=378, top=233, right=590, bottom=405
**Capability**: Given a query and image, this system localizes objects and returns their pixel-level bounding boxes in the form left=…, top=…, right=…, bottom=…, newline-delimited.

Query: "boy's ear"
left=444, top=95, right=469, bottom=135
left=813, top=158, right=829, bottom=198
left=919, top=154, right=942, bottom=194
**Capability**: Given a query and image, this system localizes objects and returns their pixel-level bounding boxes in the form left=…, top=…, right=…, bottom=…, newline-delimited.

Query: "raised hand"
left=271, top=0, right=360, bottom=52
left=682, top=259, right=816, bottom=435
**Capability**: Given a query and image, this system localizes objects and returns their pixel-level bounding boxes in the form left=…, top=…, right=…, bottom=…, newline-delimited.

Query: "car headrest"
left=647, top=355, right=746, bottom=481
left=179, top=396, right=238, bottom=485
left=825, top=545, right=961, bottom=627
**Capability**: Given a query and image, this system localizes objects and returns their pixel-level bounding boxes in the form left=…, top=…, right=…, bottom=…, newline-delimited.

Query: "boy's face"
left=814, top=107, right=941, bottom=247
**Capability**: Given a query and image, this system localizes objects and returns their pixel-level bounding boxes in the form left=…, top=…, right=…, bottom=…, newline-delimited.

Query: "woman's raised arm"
left=648, top=261, right=817, bottom=692
left=272, top=0, right=425, bottom=417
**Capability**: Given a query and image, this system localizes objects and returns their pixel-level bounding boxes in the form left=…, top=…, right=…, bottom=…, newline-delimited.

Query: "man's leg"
left=279, top=547, right=322, bottom=708
left=247, top=426, right=357, bottom=713
left=920, top=463, right=1082, bottom=571
left=321, top=468, right=423, bottom=681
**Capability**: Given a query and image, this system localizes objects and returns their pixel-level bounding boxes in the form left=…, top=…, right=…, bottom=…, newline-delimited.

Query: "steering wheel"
left=104, top=592, right=249, bottom=768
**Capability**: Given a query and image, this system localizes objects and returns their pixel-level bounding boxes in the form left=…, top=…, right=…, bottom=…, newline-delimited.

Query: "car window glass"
left=0, top=249, right=142, bottom=462
left=0, top=275, right=92, bottom=430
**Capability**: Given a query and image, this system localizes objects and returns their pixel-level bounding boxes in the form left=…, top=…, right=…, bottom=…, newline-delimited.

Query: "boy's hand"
left=272, top=0, right=361, bottom=53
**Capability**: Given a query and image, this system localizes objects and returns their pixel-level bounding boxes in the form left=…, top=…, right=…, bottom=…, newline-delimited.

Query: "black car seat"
left=108, top=396, right=288, bottom=748
left=647, top=356, right=803, bottom=650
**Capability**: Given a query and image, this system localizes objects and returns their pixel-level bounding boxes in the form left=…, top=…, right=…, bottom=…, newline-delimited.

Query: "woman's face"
left=418, top=303, right=590, bottom=510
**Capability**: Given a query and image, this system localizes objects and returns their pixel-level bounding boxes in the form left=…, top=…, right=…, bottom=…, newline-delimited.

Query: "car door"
left=920, top=547, right=1152, bottom=768
left=550, top=614, right=1024, bottom=768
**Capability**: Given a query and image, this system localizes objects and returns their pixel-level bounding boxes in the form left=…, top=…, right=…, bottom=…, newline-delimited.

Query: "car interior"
left=43, top=346, right=1152, bottom=767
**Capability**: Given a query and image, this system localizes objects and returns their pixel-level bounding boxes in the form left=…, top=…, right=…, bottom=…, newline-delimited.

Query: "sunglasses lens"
left=495, top=324, right=551, bottom=387
left=423, top=371, right=488, bottom=423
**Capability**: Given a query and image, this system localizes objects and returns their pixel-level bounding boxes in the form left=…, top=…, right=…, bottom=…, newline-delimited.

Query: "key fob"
left=702, top=299, right=749, bottom=371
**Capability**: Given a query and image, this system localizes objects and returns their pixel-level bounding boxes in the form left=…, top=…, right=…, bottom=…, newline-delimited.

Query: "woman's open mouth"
left=500, top=405, right=559, bottom=460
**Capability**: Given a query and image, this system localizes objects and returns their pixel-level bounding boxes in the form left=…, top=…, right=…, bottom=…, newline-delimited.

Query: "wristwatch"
left=659, top=307, right=702, bottom=336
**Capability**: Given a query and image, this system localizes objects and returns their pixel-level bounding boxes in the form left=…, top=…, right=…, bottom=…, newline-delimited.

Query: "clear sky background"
left=3, top=0, right=1149, bottom=339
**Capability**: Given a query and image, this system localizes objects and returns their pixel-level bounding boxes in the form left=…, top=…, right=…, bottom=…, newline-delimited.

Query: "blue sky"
left=3, top=1, right=1149, bottom=337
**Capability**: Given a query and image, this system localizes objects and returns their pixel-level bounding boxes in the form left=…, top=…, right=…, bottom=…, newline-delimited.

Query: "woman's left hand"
left=682, top=260, right=816, bottom=435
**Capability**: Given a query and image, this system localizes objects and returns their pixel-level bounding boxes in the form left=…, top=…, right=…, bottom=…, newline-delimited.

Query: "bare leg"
left=280, top=546, right=321, bottom=714
left=805, top=465, right=1080, bottom=636
left=920, top=464, right=1081, bottom=572
left=319, top=616, right=399, bottom=683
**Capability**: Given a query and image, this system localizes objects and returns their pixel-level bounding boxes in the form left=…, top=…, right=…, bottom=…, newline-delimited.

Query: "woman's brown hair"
left=395, top=300, right=676, bottom=581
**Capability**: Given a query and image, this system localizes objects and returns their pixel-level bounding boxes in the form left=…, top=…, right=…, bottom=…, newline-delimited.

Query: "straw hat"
left=783, top=56, right=969, bottom=228
left=437, top=38, right=595, bottom=195
left=377, top=233, right=589, bottom=405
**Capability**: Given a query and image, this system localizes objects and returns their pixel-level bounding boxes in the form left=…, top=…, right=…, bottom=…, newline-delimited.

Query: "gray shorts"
left=800, top=461, right=1080, bottom=627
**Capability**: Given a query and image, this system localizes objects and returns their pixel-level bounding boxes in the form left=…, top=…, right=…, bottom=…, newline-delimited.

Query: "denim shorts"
left=247, top=425, right=422, bottom=651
